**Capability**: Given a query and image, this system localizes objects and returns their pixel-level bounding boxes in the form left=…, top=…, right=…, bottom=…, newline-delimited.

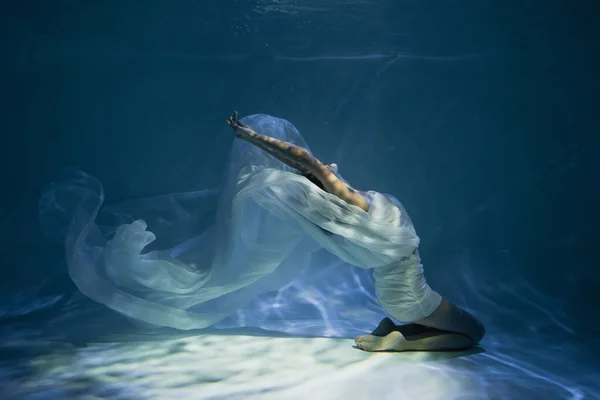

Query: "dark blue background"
left=1, top=0, right=598, bottom=324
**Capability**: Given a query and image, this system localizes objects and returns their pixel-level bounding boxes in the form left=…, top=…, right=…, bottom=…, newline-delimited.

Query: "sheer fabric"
left=39, top=114, right=433, bottom=330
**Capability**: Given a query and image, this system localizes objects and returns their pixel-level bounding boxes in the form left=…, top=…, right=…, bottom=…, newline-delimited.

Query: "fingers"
left=225, top=111, right=240, bottom=130
left=232, top=111, right=247, bottom=128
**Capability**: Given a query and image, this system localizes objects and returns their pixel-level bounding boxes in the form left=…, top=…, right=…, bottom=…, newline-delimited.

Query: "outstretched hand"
left=225, top=111, right=254, bottom=139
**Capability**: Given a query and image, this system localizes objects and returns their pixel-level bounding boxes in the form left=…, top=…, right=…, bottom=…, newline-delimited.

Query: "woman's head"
left=302, top=172, right=325, bottom=190
left=301, top=163, right=341, bottom=190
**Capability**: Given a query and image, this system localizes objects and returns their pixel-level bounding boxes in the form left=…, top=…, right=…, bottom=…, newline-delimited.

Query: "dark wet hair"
left=299, top=172, right=332, bottom=235
left=301, top=172, right=325, bottom=190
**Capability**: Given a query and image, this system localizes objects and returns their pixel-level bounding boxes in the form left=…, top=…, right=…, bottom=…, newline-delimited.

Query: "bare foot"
left=354, top=317, right=475, bottom=352
left=355, top=330, right=412, bottom=352
left=355, top=317, right=404, bottom=351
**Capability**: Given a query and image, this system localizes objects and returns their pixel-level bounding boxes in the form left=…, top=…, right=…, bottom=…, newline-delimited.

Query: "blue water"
left=1, top=1, right=599, bottom=399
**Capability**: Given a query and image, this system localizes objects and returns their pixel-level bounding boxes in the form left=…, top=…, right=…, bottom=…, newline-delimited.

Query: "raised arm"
left=225, top=112, right=315, bottom=174
left=226, top=112, right=370, bottom=212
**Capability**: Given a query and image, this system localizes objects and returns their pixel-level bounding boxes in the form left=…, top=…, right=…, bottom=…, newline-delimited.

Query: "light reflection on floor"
left=1, top=249, right=598, bottom=399
left=0, top=326, right=597, bottom=400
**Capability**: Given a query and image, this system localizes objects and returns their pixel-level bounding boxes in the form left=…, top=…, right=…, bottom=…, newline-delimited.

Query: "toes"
left=354, top=337, right=368, bottom=351
left=354, top=331, right=407, bottom=352
left=354, top=334, right=368, bottom=343
left=354, top=334, right=382, bottom=351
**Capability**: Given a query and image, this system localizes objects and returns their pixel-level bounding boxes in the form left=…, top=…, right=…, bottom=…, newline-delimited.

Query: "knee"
left=472, top=319, right=486, bottom=344
left=416, top=297, right=486, bottom=344
left=462, top=309, right=485, bottom=344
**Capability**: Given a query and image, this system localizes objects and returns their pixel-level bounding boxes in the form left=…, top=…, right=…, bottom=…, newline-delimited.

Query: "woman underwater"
left=40, top=112, right=484, bottom=352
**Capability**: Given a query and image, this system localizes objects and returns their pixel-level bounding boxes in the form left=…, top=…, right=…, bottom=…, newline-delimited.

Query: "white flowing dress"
left=39, top=114, right=441, bottom=330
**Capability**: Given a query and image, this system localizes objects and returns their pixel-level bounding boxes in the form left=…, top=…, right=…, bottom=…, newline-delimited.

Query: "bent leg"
left=414, top=297, right=485, bottom=343
left=357, top=249, right=485, bottom=352
left=355, top=298, right=485, bottom=352
left=355, top=319, right=475, bottom=352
